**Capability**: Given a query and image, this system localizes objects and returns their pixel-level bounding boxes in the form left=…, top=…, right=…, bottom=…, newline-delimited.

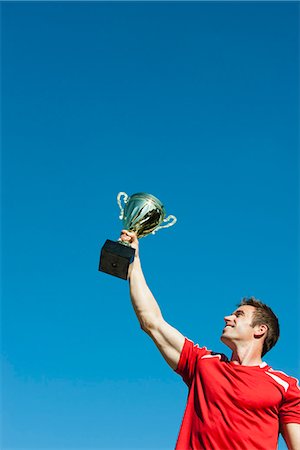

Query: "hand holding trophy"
left=99, top=192, right=177, bottom=279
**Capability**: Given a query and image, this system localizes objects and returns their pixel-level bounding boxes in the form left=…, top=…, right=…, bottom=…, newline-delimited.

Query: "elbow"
left=140, top=321, right=150, bottom=334
left=139, top=314, right=162, bottom=334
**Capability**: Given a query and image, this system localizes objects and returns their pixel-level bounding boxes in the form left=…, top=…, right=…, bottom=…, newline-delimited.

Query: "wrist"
left=128, top=253, right=141, bottom=277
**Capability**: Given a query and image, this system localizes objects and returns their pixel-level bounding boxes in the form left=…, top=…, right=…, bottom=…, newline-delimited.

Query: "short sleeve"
left=175, top=337, right=212, bottom=387
left=279, top=376, right=300, bottom=425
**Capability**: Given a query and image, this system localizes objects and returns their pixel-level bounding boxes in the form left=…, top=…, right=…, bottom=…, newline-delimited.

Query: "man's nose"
left=224, top=314, right=233, bottom=323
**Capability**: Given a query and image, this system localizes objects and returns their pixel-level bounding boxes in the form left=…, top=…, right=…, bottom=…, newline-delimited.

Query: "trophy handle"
left=117, top=192, right=129, bottom=220
left=152, top=215, right=177, bottom=234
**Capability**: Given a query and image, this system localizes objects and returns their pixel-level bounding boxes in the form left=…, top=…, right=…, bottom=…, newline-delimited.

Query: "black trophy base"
left=99, top=239, right=135, bottom=280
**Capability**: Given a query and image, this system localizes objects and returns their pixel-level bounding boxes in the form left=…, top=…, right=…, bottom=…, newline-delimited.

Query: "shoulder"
left=175, top=337, right=228, bottom=386
left=263, top=367, right=300, bottom=393
left=180, top=338, right=228, bottom=362
left=200, top=350, right=229, bottom=362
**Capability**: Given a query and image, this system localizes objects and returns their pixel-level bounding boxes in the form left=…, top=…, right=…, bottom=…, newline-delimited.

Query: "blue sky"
left=1, top=2, right=299, bottom=449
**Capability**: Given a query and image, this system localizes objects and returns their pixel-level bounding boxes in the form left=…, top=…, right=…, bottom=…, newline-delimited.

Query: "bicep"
left=146, top=318, right=185, bottom=370
left=281, top=423, right=300, bottom=450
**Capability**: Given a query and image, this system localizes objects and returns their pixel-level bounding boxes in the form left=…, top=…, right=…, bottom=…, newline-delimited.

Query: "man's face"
left=220, top=305, right=258, bottom=350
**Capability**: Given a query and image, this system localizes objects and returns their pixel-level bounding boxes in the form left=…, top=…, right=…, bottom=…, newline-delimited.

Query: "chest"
left=194, top=358, right=283, bottom=410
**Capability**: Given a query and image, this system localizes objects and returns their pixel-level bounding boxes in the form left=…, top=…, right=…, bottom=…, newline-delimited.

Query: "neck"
left=230, top=343, right=263, bottom=366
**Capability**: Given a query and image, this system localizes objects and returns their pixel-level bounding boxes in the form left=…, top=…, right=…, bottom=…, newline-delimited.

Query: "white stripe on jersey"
left=201, top=354, right=222, bottom=360
left=267, top=368, right=300, bottom=391
left=265, top=371, right=289, bottom=392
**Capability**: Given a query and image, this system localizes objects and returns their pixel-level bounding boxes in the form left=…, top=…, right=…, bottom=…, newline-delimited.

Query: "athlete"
left=120, top=229, right=300, bottom=450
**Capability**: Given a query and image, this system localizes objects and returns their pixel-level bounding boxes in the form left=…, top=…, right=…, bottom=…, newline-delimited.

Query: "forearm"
left=126, top=237, right=185, bottom=370
left=129, top=256, right=163, bottom=330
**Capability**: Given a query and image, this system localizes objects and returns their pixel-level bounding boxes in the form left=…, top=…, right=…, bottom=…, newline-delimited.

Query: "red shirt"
left=175, top=338, right=300, bottom=450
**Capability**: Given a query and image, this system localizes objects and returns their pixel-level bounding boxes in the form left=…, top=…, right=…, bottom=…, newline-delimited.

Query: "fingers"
left=120, top=233, right=131, bottom=243
left=121, top=229, right=137, bottom=238
left=120, top=229, right=138, bottom=243
left=120, top=229, right=139, bottom=254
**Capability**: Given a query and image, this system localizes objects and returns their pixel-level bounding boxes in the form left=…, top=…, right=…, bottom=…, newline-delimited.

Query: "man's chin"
left=220, top=333, right=232, bottom=347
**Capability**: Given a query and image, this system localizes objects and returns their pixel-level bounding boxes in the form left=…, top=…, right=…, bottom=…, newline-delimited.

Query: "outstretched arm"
left=120, top=230, right=185, bottom=370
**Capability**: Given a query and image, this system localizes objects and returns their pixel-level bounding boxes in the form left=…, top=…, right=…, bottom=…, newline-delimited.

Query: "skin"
left=221, top=305, right=268, bottom=366
left=120, top=229, right=300, bottom=449
left=120, top=229, right=267, bottom=367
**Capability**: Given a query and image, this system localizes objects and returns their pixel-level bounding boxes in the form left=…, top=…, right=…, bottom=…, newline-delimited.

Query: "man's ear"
left=254, top=324, right=268, bottom=339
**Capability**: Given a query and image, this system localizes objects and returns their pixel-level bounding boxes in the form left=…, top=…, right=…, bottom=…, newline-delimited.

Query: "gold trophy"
left=99, top=192, right=177, bottom=279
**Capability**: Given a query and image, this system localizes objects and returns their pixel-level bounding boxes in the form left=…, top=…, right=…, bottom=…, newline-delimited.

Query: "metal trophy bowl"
left=99, top=192, right=177, bottom=279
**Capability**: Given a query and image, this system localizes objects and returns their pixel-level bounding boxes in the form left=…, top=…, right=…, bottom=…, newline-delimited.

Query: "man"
left=120, top=230, right=300, bottom=450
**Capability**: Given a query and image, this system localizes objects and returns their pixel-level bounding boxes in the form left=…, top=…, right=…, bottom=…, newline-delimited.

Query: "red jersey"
left=175, top=338, right=300, bottom=450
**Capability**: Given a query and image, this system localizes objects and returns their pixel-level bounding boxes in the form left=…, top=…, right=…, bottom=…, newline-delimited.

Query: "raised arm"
left=120, top=230, right=185, bottom=370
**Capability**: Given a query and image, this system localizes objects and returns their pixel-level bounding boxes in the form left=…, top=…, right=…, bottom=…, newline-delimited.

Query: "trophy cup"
left=99, top=192, right=177, bottom=279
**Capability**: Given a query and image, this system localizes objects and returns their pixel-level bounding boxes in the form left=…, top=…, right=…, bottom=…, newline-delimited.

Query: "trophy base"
left=99, top=239, right=135, bottom=280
